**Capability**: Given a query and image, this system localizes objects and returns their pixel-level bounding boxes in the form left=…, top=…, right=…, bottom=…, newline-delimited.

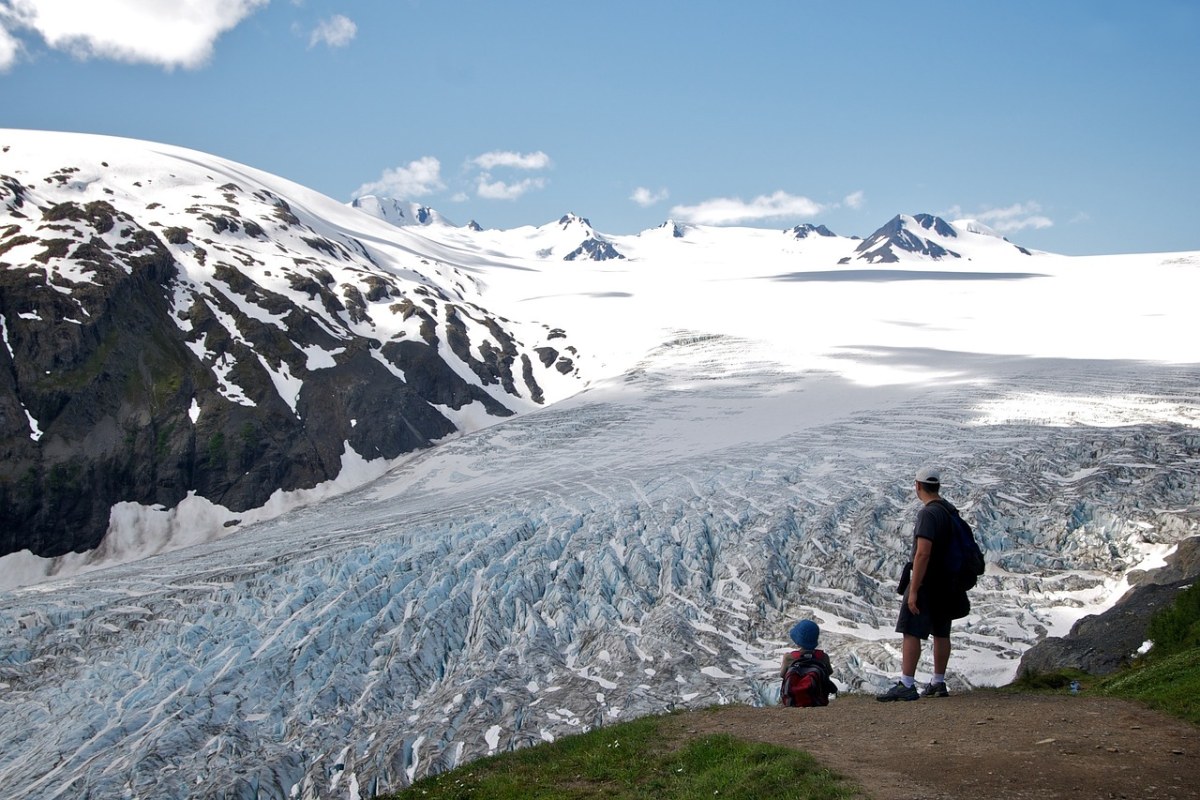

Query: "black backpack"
left=936, top=500, right=985, bottom=593
left=780, top=651, right=833, bottom=707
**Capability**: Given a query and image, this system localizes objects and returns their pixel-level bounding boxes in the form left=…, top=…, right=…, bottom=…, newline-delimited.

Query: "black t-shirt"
left=912, top=499, right=957, bottom=590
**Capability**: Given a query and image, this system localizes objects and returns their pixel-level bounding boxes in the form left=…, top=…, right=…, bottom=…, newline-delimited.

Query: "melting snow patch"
left=302, top=344, right=344, bottom=370
left=700, top=666, right=736, bottom=679
left=24, top=406, right=42, bottom=441
left=405, top=735, right=424, bottom=784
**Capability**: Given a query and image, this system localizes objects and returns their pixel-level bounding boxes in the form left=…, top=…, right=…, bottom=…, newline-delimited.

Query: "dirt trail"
left=665, top=693, right=1200, bottom=799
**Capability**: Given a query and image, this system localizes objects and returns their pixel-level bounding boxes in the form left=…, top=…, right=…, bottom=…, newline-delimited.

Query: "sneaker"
left=876, top=681, right=920, bottom=702
left=921, top=681, right=950, bottom=698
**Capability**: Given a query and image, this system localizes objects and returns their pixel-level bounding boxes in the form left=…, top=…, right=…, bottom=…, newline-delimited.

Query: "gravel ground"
left=666, top=693, right=1200, bottom=800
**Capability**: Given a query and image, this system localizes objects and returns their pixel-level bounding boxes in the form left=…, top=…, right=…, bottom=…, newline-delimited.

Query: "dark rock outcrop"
left=564, top=238, right=624, bottom=261
left=1017, top=536, right=1200, bottom=676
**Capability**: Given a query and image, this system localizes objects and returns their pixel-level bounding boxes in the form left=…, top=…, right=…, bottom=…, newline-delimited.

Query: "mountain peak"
left=786, top=223, right=839, bottom=239
left=840, top=213, right=1036, bottom=264
left=912, top=213, right=957, bottom=238
left=651, top=219, right=688, bottom=238
left=844, top=213, right=962, bottom=264
left=351, top=195, right=453, bottom=227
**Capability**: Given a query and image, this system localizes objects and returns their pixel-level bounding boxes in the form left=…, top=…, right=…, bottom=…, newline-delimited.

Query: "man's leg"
left=879, top=596, right=927, bottom=701
left=932, top=635, right=951, bottom=677
left=901, top=633, right=922, bottom=684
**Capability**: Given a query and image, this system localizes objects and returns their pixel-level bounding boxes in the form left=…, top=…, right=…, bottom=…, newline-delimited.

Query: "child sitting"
left=779, top=619, right=838, bottom=707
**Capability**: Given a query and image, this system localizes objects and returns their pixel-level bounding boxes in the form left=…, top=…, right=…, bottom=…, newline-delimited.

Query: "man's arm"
left=908, top=536, right=933, bottom=614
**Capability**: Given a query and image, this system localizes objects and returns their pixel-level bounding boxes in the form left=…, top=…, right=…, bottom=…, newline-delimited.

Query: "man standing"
left=876, top=466, right=959, bottom=701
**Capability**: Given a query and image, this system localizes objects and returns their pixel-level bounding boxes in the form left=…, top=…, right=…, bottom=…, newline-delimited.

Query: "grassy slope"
left=379, top=711, right=860, bottom=800
left=1097, top=648, right=1200, bottom=724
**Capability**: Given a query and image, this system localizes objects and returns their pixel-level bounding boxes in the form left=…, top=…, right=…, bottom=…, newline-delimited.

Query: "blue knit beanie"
left=789, top=619, right=820, bottom=650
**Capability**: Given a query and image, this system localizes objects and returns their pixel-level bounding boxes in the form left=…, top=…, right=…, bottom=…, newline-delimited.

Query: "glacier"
left=2, top=134, right=1200, bottom=798
left=1, top=335, right=1197, bottom=799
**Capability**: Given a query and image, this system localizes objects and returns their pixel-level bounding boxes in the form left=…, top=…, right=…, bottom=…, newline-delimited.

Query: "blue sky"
left=1, top=0, right=1198, bottom=256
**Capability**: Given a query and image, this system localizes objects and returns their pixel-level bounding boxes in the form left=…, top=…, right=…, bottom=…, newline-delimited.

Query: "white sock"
left=901, top=675, right=915, bottom=688
left=932, top=673, right=946, bottom=685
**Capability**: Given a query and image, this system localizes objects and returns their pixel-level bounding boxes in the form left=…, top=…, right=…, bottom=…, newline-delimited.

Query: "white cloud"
left=0, top=0, right=268, bottom=70
left=354, top=157, right=445, bottom=199
left=631, top=187, right=669, bottom=207
left=471, top=151, right=551, bottom=171
left=843, top=190, right=865, bottom=210
left=476, top=175, right=546, bottom=201
left=957, top=201, right=1054, bottom=233
left=670, top=191, right=823, bottom=226
left=464, top=150, right=550, bottom=201
left=309, top=14, right=355, bottom=49
left=0, top=22, right=20, bottom=71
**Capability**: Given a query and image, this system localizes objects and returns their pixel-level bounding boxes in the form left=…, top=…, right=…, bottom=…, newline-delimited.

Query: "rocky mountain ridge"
left=841, top=212, right=1035, bottom=264
left=0, top=131, right=583, bottom=559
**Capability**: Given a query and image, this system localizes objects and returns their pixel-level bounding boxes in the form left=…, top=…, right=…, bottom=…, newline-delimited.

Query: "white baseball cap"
left=915, top=466, right=941, bottom=484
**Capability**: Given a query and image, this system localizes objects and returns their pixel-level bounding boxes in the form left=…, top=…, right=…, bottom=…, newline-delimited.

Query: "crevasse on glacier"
left=1, top=341, right=1198, bottom=799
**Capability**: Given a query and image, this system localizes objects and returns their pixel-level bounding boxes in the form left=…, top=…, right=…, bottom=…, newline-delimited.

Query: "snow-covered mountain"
left=427, top=212, right=626, bottom=262
left=842, top=212, right=1035, bottom=264
left=0, top=130, right=584, bottom=565
left=786, top=222, right=841, bottom=239
left=349, top=195, right=452, bottom=228
left=1, top=131, right=1199, bottom=800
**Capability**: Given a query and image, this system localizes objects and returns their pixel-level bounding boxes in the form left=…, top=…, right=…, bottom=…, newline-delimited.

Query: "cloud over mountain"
left=671, top=190, right=823, bottom=225
left=354, top=156, right=445, bottom=199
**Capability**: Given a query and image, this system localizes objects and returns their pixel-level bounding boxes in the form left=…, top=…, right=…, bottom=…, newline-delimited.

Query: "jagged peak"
left=786, top=223, right=838, bottom=239
left=649, top=219, right=688, bottom=238
left=848, top=213, right=962, bottom=264
left=912, top=213, right=958, bottom=238
left=556, top=212, right=593, bottom=230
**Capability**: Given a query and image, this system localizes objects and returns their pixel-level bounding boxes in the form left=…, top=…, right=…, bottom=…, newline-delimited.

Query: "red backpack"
left=780, top=650, right=833, bottom=707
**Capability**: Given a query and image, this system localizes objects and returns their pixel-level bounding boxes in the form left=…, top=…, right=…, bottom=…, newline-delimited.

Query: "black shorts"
left=895, top=585, right=953, bottom=639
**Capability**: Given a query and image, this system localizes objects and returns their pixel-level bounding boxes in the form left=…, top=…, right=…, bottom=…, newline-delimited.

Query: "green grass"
left=1146, top=580, right=1200, bottom=657
left=378, top=712, right=858, bottom=800
left=1095, top=647, right=1200, bottom=725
